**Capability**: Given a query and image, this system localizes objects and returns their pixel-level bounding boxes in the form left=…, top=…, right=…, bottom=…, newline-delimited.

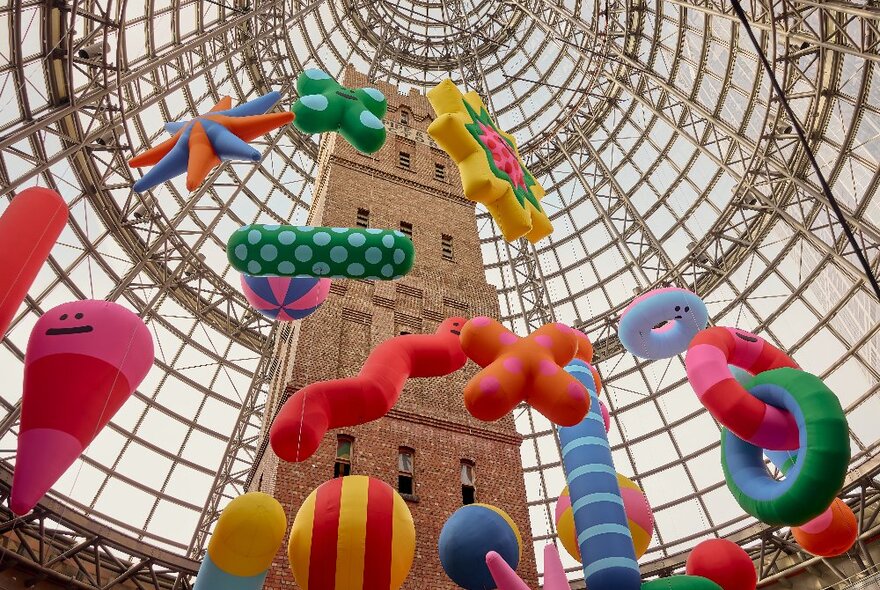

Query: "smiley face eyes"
left=58, top=312, right=84, bottom=321
left=674, top=306, right=691, bottom=313
left=452, top=322, right=460, bottom=326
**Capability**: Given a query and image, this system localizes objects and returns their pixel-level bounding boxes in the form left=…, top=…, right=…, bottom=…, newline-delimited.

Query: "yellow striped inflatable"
left=555, top=474, right=654, bottom=560
left=288, top=475, right=416, bottom=590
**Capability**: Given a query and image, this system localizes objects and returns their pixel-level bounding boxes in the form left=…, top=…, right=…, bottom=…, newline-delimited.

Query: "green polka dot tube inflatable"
left=227, top=225, right=415, bottom=280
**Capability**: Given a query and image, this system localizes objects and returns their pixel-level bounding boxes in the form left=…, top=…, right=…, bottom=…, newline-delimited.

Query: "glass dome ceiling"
left=0, top=0, right=878, bottom=583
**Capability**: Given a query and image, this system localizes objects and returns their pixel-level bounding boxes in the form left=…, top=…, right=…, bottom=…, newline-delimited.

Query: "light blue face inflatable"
left=619, top=287, right=709, bottom=359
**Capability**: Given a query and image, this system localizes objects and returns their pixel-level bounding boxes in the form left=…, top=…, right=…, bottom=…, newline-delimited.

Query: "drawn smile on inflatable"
left=671, top=304, right=690, bottom=320
left=46, top=312, right=94, bottom=336
left=735, top=331, right=758, bottom=343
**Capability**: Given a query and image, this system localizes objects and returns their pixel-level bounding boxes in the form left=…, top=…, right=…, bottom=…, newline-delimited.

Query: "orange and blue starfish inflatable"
left=128, top=92, right=294, bottom=193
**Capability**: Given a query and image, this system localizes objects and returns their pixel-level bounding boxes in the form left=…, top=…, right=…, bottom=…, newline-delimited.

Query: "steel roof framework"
left=0, top=0, right=876, bottom=585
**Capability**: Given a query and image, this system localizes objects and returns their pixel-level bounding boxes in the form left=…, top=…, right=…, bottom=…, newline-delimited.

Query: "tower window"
left=434, top=163, right=446, bottom=181
left=442, top=234, right=454, bottom=261
left=400, top=109, right=410, bottom=125
left=461, top=460, right=476, bottom=505
left=334, top=435, right=353, bottom=478
left=398, top=447, right=415, bottom=496
left=356, top=208, right=370, bottom=228
left=400, top=221, right=413, bottom=239
left=399, top=151, right=411, bottom=170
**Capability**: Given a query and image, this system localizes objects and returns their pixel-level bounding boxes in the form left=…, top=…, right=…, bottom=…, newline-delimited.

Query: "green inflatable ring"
left=641, top=575, right=722, bottom=590
left=227, top=225, right=415, bottom=280
left=721, top=367, right=849, bottom=526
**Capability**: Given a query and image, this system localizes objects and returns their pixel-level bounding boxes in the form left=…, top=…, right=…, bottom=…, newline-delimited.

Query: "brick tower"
left=251, top=67, right=537, bottom=589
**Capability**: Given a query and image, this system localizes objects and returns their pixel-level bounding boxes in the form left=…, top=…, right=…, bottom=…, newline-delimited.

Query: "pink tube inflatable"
left=685, top=327, right=800, bottom=450
left=486, top=545, right=570, bottom=590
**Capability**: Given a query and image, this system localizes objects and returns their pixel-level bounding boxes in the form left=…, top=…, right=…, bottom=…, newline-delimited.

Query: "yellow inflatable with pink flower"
left=426, top=79, right=552, bottom=243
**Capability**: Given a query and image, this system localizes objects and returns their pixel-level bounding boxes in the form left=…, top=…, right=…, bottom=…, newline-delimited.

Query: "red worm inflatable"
left=686, top=326, right=800, bottom=450
left=270, top=317, right=468, bottom=462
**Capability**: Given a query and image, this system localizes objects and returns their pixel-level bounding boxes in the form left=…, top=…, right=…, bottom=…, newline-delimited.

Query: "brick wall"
left=253, top=68, right=538, bottom=589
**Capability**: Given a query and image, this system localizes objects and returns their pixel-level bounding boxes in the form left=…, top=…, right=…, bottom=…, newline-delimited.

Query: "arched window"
left=398, top=447, right=415, bottom=495
left=356, top=208, right=370, bottom=228
left=461, top=460, right=476, bottom=505
left=334, top=435, right=354, bottom=478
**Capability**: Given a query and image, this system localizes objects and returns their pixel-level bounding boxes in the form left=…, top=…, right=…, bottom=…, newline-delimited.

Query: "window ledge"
left=400, top=493, right=420, bottom=503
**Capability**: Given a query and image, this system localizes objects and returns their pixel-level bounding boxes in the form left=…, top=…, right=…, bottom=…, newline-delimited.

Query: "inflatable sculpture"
left=427, top=80, right=552, bottom=243
left=720, top=368, right=849, bottom=526
left=485, top=551, right=531, bottom=590
left=228, top=225, right=414, bottom=279
left=765, top=450, right=857, bottom=556
left=641, top=578, right=724, bottom=590
left=439, top=503, right=523, bottom=590
left=791, top=498, right=858, bottom=557
left=686, top=327, right=800, bottom=450
left=129, top=92, right=293, bottom=192
left=0, top=187, right=68, bottom=338
left=459, top=318, right=590, bottom=425
left=686, top=539, right=757, bottom=590
left=292, top=69, right=387, bottom=153
left=193, top=492, right=286, bottom=590
left=288, top=476, right=415, bottom=589
left=556, top=475, right=654, bottom=561
left=724, top=350, right=855, bottom=556
left=476, top=333, right=737, bottom=590
left=240, top=275, right=330, bottom=321
left=558, top=360, right=641, bottom=590
left=11, top=300, right=154, bottom=514
left=619, top=288, right=708, bottom=359
left=539, top=544, right=570, bottom=590
left=271, top=317, right=467, bottom=462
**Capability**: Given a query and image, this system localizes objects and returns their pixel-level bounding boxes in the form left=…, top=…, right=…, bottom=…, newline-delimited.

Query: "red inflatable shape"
left=270, top=317, right=468, bottom=462
left=792, top=498, right=858, bottom=557
left=686, top=539, right=757, bottom=590
left=686, top=327, right=800, bottom=450
left=0, top=187, right=68, bottom=338
left=11, top=300, right=154, bottom=515
left=459, top=317, right=590, bottom=426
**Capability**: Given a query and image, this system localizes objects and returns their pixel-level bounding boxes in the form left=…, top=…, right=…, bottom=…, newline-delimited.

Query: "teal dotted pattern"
left=227, top=224, right=414, bottom=280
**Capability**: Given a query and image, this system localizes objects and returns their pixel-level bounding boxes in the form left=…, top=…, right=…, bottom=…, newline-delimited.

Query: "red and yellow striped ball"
left=288, top=475, right=416, bottom=590
left=792, top=498, right=858, bottom=557
left=555, top=474, right=654, bottom=561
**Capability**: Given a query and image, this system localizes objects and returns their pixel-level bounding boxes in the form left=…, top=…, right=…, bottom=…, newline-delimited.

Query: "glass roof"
left=0, top=0, right=878, bottom=582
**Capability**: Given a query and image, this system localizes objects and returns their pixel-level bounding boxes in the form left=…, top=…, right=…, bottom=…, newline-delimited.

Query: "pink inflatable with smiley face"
left=685, top=326, right=800, bottom=450
left=11, top=300, right=154, bottom=515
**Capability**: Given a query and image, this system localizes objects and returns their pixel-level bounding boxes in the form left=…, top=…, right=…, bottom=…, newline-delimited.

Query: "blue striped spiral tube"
left=557, top=360, right=641, bottom=590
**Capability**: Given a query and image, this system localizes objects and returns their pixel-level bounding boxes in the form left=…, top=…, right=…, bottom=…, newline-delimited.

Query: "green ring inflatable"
left=227, top=225, right=415, bottom=280
left=641, top=575, right=722, bottom=590
left=721, top=368, right=849, bottom=526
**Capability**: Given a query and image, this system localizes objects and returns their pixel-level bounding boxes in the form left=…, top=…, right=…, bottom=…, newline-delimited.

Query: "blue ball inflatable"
left=438, top=503, right=522, bottom=590
left=239, top=275, right=330, bottom=321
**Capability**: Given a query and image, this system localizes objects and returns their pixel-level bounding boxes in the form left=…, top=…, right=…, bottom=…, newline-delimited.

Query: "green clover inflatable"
left=291, top=69, right=387, bottom=153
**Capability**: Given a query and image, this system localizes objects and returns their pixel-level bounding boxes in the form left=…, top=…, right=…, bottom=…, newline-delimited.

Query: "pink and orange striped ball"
left=555, top=474, right=654, bottom=561
left=288, top=475, right=416, bottom=590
